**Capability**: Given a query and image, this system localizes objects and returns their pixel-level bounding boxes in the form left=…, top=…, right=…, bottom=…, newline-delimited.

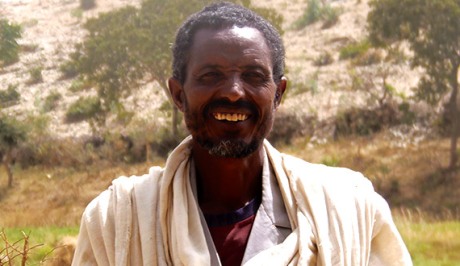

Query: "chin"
left=202, top=138, right=261, bottom=158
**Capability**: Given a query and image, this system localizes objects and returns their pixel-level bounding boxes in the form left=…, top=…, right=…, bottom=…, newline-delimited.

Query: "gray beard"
left=201, top=138, right=261, bottom=158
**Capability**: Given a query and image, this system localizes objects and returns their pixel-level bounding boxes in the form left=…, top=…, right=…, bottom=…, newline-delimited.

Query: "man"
left=72, top=2, right=412, bottom=265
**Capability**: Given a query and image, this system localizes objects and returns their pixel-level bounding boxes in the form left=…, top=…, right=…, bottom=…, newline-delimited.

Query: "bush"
left=339, top=40, right=371, bottom=60
left=351, top=49, right=383, bottom=66
left=335, top=104, right=399, bottom=136
left=268, top=110, right=316, bottom=145
left=80, top=0, right=96, bottom=10
left=65, top=96, right=101, bottom=123
left=59, top=61, right=79, bottom=80
left=68, top=79, right=91, bottom=93
left=0, top=19, right=22, bottom=66
left=313, top=51, right=334, bottom=66
left=294, top=0, right=340, bottom=29
left=42, top=91, right=62, bottom=112
left=27, top=66, right=43, bottom=84
left=0, top=84, right=20, bottom=107
left=321, top=4, right=341, bottom=29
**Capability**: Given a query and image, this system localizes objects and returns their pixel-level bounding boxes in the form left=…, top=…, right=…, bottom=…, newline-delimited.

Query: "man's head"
left=171, top=2, right=285, bottom=85
left=169, top=2, right=286, bottom=158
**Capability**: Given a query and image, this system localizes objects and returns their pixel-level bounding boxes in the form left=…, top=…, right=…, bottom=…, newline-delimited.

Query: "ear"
left=274, top=76, right=287, bottom=108
left=168, top=78, right=185, bottom=112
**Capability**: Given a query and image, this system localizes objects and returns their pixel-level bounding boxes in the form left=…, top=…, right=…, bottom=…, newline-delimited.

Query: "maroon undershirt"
left=203, top=197, right=261, bottom=266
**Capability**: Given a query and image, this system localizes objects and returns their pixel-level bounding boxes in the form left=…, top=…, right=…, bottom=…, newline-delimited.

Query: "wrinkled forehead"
left=188, top=26, right=271, bottom=60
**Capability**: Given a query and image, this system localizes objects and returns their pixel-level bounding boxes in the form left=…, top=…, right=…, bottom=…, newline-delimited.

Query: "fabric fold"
left=72, top=136, right=412, bottom=266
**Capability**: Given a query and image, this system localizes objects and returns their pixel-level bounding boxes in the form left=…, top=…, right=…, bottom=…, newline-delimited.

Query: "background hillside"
left=1, top=0, right=427, bottom=137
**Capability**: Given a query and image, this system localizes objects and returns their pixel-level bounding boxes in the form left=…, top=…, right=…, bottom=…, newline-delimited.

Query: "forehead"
left=187, top=26, right=272, bottom=69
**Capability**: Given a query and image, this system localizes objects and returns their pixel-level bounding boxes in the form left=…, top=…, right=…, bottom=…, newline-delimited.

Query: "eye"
left=198, top=71, right=223, bottom=84
left=243, top=71, right=268, bottom=84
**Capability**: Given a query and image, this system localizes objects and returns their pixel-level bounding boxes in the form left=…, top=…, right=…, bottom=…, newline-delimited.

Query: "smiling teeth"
left=214, top=113, right=248, bottom=122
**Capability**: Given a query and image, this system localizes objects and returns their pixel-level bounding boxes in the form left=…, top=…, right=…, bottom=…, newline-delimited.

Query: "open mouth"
left=213, top=112, right=249, bottom=122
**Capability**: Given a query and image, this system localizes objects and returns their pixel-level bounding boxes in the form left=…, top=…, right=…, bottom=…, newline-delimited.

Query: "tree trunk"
left=3, top=152, right=13, bottom=188
left=145, top=142, right=151, bottom=163
left=448, top=64, right=459, bottom=170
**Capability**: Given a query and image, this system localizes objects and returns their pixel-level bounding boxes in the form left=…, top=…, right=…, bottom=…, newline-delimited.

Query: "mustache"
left=204, top=99, right=258, bottom=114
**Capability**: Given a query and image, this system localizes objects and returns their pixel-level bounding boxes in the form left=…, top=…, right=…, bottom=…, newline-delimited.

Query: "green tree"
left=368, top=0, right=460, bottom=169
left=68, top=0, right=282, bottom=138
left=0, top=115, right=26, bottom=188
left=70, top=6, right=142, bottom=129
left=0, top=19, right=22, bottom=66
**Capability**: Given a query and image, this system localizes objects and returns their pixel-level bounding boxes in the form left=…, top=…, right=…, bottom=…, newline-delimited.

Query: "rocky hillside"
left=1, top=0, right=424, bottom=140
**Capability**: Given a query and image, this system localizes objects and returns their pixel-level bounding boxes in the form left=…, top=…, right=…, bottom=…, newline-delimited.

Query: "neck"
left=192, top=141, right=264, bottom=214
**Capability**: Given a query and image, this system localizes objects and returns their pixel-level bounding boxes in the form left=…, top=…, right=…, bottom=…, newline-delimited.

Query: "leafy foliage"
left=0, top=114, right=26, bottom=187
left=0, top=84, right=20, bottom=108
left=313, top=51, right=334, bottom=66
left=42, top=91, right=62, bottom=113
left=294, top=0, right=340, bottom=29
left=0, top=19, right=22, bottom=66
left=27, top=66, right=43, bottom=84
left=368, top=0, right=460, bottom=168
left=65, top=96, right=102, bottom=124
left=339, top=40, right=371, bottom=60
left=0, top=115, right=26, bottom=150
left=368, top=0, right=460, bottom=104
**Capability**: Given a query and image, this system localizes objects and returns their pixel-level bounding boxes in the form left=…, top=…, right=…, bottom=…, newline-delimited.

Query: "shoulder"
left=83, top=166, right=164, bottom=220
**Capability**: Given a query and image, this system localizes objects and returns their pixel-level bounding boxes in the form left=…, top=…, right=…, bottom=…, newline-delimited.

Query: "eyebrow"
left=195, top=64, right=270, bottom=73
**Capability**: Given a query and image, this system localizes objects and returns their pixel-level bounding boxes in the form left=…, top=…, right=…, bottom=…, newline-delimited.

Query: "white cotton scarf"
left=72, top=136, right=412, bottom=265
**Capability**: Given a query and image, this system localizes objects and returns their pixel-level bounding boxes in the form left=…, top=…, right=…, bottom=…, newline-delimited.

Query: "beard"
left=183, top=99, right=274, bottom=158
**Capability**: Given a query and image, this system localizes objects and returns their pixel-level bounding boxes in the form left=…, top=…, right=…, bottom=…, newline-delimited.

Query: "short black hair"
left=171, top=2, right=285, bottom=84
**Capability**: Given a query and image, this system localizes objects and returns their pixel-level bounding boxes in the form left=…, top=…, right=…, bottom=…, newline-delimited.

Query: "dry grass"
left=1, top=130, right=458, bottom=227
left=279, top=131, right=460, bottom=219
left=0, top=160, right=163, bottom=227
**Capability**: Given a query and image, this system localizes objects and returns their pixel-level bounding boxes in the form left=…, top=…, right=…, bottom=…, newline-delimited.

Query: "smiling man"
left=72, top=2, right=412, bottom=266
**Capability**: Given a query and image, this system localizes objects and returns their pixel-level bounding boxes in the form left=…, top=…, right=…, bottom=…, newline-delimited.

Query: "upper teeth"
left=214, top=113, right=248, bottom=122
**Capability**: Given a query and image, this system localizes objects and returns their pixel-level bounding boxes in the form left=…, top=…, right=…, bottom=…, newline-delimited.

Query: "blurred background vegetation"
left=1, top=0, right=459, bottom=264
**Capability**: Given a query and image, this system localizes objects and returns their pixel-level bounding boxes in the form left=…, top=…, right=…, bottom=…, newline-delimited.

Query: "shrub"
left=321, top=4, right=341, bottom=29
left=68, top=78, right=90, bottom=93
left=294, top=0, right=340, bottom=29
left=351, top=49, right=383, bottom=66
left=335, top=104, right=400, bottom=136
left=65, top=96, right=101, bottom=123
left=269, top=110, right=316, bottom=145
left=27, top=66, right=43, bottom=84
left=59, top=60, right=79, bottom=79
left=0, top=19, right=22, bottom=66
left=42, top=91, right=62, bottom=112
left=80, top=0, right=96, bottom=10
left=0, top=84, right=20, bottom=107
left=339, top=40, right=371, bottom=60
left=313, top=51, right=334, bottom=66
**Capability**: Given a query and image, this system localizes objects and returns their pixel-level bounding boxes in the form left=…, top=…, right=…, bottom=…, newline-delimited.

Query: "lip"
left=204, top=100, right=257, bottom=123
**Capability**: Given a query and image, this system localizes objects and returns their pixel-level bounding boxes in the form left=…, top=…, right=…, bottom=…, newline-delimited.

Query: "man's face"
left=171, top=26, right=285, bottom=158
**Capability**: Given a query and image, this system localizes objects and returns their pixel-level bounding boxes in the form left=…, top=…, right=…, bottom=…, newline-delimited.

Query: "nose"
left=220, top=74, right=245, bottom=102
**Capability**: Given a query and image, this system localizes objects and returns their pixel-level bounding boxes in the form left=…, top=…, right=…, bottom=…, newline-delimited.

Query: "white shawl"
left=72, top=136, right=412, bottom=265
